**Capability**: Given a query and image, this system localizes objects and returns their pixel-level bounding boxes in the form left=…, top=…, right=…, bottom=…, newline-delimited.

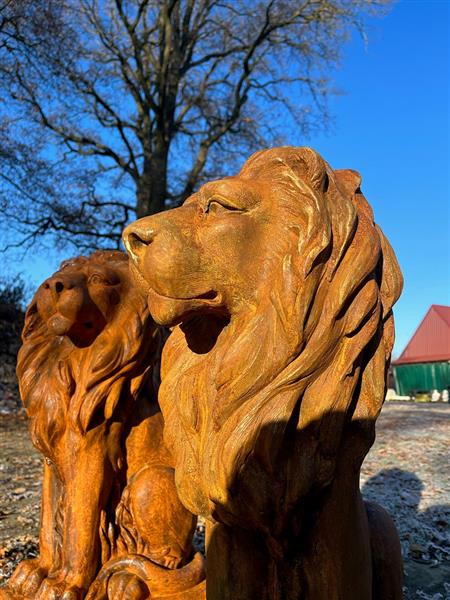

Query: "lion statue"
left=2, top=250, right=204, bottom=600
left=123, top=147, right=404, bottom=599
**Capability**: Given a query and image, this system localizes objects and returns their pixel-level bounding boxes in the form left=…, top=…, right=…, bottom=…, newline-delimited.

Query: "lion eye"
left=89, top=273, right=108, bottom=285
left=205, top=199, right=241, bottom=214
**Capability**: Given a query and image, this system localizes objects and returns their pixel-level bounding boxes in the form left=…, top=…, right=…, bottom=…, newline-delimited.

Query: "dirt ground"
left=1, top=402, right=449, bottom=599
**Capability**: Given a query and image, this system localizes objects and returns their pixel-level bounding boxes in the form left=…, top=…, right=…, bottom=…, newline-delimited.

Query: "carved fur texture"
left=124, top=147, right=403, bottom=598
left=18, top=250, right=156, bottom=451
left=5, top=251, right=200, bottom=600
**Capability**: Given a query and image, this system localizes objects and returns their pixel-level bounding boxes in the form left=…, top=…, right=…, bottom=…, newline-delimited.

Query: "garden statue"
left=123, top=146, right=404, bottom=599
left=0, top=250, right=204, bottom=600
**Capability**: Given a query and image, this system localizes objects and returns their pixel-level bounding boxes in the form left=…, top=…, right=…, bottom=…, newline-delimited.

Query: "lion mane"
left=159, top=147, right=403, bottom=538
left=17, top=250, right=160, bottom=455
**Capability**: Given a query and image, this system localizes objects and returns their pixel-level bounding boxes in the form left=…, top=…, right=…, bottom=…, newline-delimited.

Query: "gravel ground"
left=361, top=402, right=450, bottom=599
left=1, top=402, right=449, bottom=598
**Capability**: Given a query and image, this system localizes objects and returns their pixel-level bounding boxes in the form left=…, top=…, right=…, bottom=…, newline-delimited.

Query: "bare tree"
left=0, top=0, right=390, bottom=250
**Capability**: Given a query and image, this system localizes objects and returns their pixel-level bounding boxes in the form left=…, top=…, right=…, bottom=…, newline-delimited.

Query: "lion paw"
left=107, top=573, right=149, bottom=600
left=35, top=577, right=84, bottom=600
left=160, top=554, right=183, bottom=569
left=7, top=558, right=48, bottom=596
left=148, top=546, right=184, bottom=571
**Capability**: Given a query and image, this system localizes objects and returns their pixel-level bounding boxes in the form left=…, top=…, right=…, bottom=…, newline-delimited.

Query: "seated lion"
left=2, top=250, right=203, bottom=600
left=124, top=147, right=404, bottom=599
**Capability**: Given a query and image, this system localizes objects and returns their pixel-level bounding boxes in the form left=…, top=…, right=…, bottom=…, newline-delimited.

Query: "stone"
left=123, top=146, right=404, bottom=599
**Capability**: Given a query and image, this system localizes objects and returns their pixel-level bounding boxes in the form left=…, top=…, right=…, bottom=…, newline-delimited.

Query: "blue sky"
left=307, top=0, right=450, bottom=356
left=2, top=0, right=449, bottom=357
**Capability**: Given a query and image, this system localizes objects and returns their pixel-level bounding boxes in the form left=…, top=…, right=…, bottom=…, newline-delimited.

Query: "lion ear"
left=334, top=169, right=361, bottom=197
left=286, top=147, right=329, bottom=194
left=298, top=147, right=329, bottom=193
left=335, top=169, right=377, bottom=225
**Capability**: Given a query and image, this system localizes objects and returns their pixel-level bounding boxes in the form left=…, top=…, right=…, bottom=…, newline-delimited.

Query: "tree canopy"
left=0, top=0, right=390, bottom=250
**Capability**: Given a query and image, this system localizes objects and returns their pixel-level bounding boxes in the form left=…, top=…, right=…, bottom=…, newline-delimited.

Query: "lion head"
left=123, top=147, right=403, bottom=540
left=18, top=250, right=161, bottom=456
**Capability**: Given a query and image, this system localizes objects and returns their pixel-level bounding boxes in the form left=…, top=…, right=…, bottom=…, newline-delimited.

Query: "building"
left=392, top=305, right=450, bottom=397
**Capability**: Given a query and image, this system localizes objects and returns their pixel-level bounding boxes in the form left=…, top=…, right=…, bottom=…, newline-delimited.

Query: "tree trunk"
left=136, top=153, right=168, bottom=219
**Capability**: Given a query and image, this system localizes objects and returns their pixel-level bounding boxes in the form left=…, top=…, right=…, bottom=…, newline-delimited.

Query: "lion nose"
left=123, top=220, right=155, bottom=263
left=43, top=278, right=70, bottom=294
left=54, top=281, right=64, bottom=293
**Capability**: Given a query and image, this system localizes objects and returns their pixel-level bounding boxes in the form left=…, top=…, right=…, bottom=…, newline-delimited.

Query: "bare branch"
left=0, top=0, right=392, bottom=251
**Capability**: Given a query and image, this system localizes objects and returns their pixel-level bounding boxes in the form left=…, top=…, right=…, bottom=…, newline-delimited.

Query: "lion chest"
left=158, top=362, right=224, bottom=517
left=158, top=377, right=276, bottom=526
left=24, top=386, right=69, bottom=462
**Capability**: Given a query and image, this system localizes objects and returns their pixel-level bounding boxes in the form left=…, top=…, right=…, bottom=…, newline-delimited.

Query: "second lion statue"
left=124, top=147, right=404, bottom=600
left=2, top=250, right=204, bottom=600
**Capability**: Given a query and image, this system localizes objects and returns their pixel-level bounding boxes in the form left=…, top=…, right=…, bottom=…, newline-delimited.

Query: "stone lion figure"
left=124, top=147, right=404, bottom=599
left=2, top=250, right=203, bottom=600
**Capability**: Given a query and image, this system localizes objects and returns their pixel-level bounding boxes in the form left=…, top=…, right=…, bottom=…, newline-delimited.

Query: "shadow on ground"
left=362, top=468, right=450, bottom=599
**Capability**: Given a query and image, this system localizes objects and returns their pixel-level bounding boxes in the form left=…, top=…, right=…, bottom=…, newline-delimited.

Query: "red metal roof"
left=393, top=305, right=450, bottom=365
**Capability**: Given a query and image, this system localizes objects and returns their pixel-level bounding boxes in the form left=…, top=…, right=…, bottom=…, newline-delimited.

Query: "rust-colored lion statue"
left=124, top=147, right=404, bottom=599
left=2, top=250, right=204, bottom=600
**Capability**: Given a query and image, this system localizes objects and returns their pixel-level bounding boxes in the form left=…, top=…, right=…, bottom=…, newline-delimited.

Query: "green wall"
left=393, top=362, right=450, bottom=396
